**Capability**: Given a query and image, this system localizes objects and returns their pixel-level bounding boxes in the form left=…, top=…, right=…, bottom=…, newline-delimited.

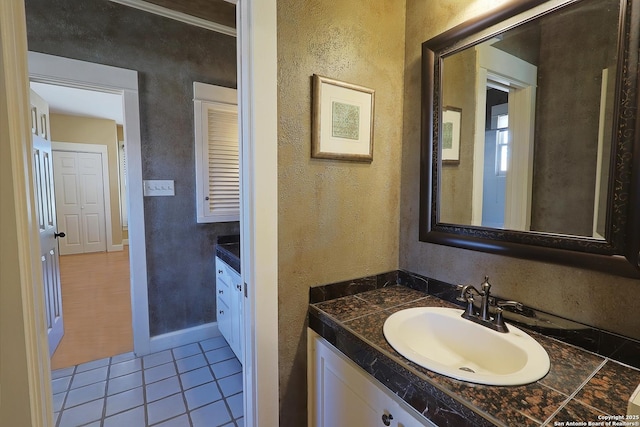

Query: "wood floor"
left=51, top=247, right=133, bottom=370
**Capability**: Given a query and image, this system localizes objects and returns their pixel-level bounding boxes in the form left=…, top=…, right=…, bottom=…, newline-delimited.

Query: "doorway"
left=28, top=50, right=151, bottom=358
left=472, top=41, right=538, bottom=230
left=29, top=79, right=136, bottom=369
left=482, top=89, right=509, bottom=229
left=0, top=0, right=279, bottom=425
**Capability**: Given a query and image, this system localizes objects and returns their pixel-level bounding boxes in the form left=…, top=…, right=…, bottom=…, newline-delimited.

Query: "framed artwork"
left=312, top=74, right=375, bottom=162
left=442, top=106, right=462, bottom=164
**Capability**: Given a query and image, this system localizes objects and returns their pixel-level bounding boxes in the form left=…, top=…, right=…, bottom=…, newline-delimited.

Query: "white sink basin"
left=383, top=307, right=550, bottom=386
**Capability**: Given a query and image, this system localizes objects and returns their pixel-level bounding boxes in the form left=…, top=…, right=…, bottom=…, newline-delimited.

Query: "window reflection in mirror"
left=438, top=0, right=619, bottom=240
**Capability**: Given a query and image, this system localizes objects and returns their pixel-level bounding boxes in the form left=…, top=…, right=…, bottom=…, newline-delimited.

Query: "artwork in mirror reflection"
left=438, top=0, right=619, bottom=239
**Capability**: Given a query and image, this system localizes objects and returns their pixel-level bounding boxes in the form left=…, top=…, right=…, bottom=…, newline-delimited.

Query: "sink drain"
left=459, top=366, right=475, bottom=373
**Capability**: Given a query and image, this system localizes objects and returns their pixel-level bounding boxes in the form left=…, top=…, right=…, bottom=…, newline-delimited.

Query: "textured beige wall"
left=400, top=0, right=640, bottom=340
left=277, top=0, right=406, bottom=425
left=50, top=113, right=123, bottom=246
left=440, top=49, right=476, bottom=224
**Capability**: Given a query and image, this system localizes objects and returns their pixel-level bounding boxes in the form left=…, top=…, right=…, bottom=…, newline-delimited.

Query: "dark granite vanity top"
left=215, top=235, right=240, bottom=273
left=308, top=272, right=640, bottom=427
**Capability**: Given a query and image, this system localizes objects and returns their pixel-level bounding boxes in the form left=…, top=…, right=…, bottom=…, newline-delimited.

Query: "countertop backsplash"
left=310, top=270, right=640, bottom=370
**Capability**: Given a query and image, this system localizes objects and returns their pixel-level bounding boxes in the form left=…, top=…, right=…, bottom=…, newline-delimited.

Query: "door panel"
left=33, top=132, right=64, bottom=356
left=63, top=215, right=82, bottom=246
left=80, top=152, right=106, bottom=252
left=55, top=152, right=83, bottom=255
left=61, top=173, right=78, bottom=205
left=54, top=151, right=107, bottom=254
left=85, top=214, right=102, bottom=243
left=83, top=175, right=100, bottom=203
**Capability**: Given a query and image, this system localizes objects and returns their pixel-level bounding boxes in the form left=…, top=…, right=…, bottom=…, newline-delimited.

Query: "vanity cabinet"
left=308, top=330, right=435, bottom=427
left=215, top=256, right=243, bottom=361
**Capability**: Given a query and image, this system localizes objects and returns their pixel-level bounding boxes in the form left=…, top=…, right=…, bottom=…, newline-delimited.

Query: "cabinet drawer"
left=216, top=259, right=232, bottom=285
left=217, top=295, right=232, bottom=343
left=217, top=272, right=232, bottom=300
left=216, top=257, right=240, bottom=284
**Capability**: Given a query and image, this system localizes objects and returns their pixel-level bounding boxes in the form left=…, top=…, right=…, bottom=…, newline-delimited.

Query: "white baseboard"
left=108, top=244, right=124, bottom=252
left=122, top=239, right=129, bottom=246
left=147, top=322, right=222, bottom=355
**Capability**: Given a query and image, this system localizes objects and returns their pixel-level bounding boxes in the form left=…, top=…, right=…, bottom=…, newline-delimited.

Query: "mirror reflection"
left=438, top=0, right=620, bottom=239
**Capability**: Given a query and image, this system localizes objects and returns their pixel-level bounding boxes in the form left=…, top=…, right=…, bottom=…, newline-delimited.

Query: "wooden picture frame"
left=442, top=106, right=461, bottom=165
left=312, top=74, right=375, bottom=162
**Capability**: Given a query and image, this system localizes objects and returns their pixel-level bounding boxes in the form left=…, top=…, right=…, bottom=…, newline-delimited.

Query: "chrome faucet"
left=456, top=276, right=523, bottom=333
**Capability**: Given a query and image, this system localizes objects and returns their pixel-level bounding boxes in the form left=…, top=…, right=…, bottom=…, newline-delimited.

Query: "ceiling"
left=30, top=82, right=124, bottom=125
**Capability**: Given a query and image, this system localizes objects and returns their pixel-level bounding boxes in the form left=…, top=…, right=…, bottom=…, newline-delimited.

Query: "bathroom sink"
left=383, top=307, right=550, bottom=386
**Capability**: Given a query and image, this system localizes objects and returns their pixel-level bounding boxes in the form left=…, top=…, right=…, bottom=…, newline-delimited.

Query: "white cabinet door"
left=309, top=330, right=435, bottom=427
left=215, top=256, right=243, bottom=363
left=228, top=268, right=243, bottom=361
left=217, top=295, right=232, bottom=344
left=194, top=83, right=239, bottom=223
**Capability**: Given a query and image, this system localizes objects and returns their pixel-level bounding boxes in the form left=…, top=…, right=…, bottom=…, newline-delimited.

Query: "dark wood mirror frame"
left=419, top=0, right=640, bottom=278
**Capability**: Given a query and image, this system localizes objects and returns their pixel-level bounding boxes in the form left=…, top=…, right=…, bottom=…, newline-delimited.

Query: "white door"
left=33, top=134, right=65, bottom=356
left=53, top=150, right=107, bottom=255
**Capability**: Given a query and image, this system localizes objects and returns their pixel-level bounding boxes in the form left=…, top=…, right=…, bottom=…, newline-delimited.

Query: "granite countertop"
left=308, top=284, right=640, bottom=427
left=216, top=236, right=240, bottom=274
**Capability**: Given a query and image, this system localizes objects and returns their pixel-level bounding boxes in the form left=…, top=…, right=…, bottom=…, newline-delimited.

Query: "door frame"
left=29, top=51, right=151, bottom=356
left=2, top=0, right=279, bottom=426
left=52, top=142, right=114, bottom=254
left=233, top=1, right=279, bottom=425
left=471, top=43, right=537, bottom=229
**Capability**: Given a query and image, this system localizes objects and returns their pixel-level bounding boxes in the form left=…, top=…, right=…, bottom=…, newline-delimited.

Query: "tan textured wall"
left=400, top=0, right=640, bottom=340
left=440, top=49, right=476, bottom=224
left=50, top=113, right=123, bottom=246
left=277, top=0, right=406, bottom=425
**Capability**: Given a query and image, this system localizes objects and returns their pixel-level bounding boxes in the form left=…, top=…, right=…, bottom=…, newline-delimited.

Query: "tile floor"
left=51, top=337, right=243, bottom=427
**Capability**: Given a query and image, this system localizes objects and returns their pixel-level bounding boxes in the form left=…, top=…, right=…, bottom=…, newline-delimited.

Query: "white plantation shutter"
left=206, top=103, right=239, bottom=218
left=194, top=83, right=239, bottom=223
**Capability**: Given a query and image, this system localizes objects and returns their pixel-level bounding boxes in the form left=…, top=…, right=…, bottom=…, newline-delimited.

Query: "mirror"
left=420, top=0, right=640, bottom=277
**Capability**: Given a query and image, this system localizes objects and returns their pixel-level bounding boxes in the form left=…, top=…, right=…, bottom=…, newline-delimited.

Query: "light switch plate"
left=143, top=179, right=175, bottom=196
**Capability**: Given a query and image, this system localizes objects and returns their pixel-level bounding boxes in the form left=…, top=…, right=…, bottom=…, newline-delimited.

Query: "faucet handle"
left=497, top=300, right=524, bottom=311
left=493, top=308, right=509, bottom=333
left=455, top=284, right=469, bottom=302
left=493, top=300, right=524, bottom=333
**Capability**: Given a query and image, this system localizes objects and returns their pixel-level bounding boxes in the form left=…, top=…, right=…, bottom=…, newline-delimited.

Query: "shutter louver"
left=194, top=83, right=238, bottom=223
left=205, top=103, right=239, bottom=221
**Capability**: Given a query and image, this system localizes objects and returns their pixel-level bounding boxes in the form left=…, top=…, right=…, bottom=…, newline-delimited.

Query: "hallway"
left=52, top=247, right=133, bottom=370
